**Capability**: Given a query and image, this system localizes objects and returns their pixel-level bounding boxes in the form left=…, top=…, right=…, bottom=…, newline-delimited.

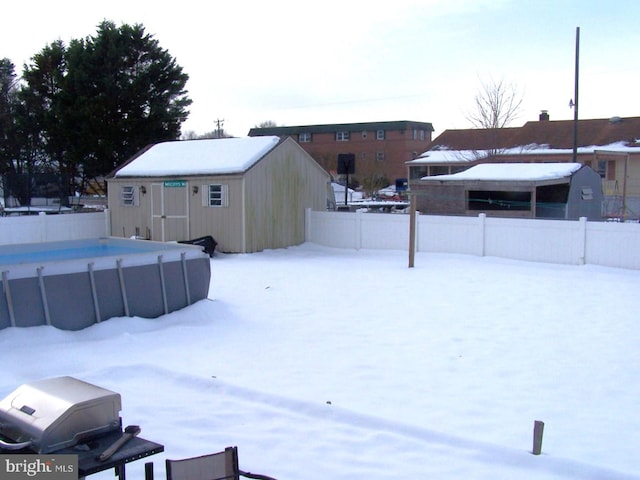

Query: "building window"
left=121, top=186, right=136, bottom=206
left=299, top=132, right=312, bottom=143
left=376, top=129, right=385, bottom=140
left=376, top=152, right=385, bottom=162
left=468, top=190, right=531, bottom=211
left=429, top=166, right=449, bottom=176
left=409, top=166, right=428, bottom=180
left=336, top=131, right=350, bottom=142
left=361, top=131, right=368, bottom=139
left=420, top=130, right=425, bottom=141
left=205, top=184, right=229, bottom=207
left=597, top=160, right=616, bottom=180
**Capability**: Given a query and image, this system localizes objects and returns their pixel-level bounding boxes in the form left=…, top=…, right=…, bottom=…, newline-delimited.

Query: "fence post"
left=104, top=209, right=111, bottom=237
left=38, top=212, right=48, bottom=242
left=478, top=213, right=486, bottom=257
left=355, top=210, right=362, bottom=250
left=408, top=195, right=417, bottom=267
left=305, top=208, right=312, bottom=243
left=578, top=216, right=587, bottom=265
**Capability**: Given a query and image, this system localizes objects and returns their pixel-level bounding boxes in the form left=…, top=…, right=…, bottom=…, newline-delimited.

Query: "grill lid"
left=0, top=376, right=121, bottom=453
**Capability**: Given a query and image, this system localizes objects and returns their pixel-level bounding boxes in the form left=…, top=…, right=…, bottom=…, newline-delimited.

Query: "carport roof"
left=114, top=136, right=281, bottom=177
left=420, top=163, right=582, bottom=183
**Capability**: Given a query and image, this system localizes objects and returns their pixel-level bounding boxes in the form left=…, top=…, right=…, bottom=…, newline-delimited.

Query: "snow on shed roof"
left=114, top=136, right=281, bottom=177
left=420, top=163, right=583, bottom=182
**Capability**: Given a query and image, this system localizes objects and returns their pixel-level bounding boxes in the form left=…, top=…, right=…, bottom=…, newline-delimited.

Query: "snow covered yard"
left=1, top=243, right=638, bottom=479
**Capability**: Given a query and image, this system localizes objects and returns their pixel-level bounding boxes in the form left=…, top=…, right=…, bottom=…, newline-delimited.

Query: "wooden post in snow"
left=408, top=192, right=416, bottom=268
left=532, top=420, right=545, bottom=455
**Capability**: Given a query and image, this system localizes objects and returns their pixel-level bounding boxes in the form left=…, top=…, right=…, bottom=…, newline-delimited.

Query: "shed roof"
left=113, top=136, right=281, bottom=177
left=420, top=163, right=582, bottom=182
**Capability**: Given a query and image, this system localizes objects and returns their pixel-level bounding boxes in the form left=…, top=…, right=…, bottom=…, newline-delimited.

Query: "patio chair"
left=165, top=446, right=277, bottom=480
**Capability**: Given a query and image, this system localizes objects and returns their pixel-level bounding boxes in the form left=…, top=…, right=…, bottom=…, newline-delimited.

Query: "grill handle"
left=0, top=438, right=32, bottom=450
left=97, top=425, right=140, bottom=462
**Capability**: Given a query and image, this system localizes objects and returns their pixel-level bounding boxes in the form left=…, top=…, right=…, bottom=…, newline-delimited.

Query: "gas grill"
left=0, top=376, right=121, bottom=453
left=0, top=376, right=164, bottom=479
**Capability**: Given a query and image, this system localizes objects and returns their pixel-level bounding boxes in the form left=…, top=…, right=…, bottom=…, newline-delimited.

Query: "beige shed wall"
left=108, top=175, right=245, bottom=251
left=187, top=175, right=245, bottom=252
left=243, top=138, right=330, bottom=252
left=107, top=179, right=154, bottom=239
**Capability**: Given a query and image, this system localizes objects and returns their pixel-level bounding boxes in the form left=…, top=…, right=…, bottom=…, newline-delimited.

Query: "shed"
left=107, top=136, right=332, bottom=253
left=412, top=163, right=603, bottom=220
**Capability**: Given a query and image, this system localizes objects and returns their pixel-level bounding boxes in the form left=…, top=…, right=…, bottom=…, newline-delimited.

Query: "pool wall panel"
left=0, top=238, right=211, bottom=331
left=94, top=269, right=126, bottom=322
left=45, top=273, right=96, bottom=330
left=9, top=278, right=45, bottom=327
left=122, top=264, right=165, bottom=319
left=185, top=258, right=212, bottom=303
left=161, top=261, right=188, bottom=313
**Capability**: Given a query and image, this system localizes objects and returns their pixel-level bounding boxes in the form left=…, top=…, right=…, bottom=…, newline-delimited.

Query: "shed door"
left=151, top=181, right=189, bottom=241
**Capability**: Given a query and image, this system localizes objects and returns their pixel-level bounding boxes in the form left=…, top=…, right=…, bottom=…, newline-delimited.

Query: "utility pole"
left=572, top=27, right=580, bottom=163
left=215, top=118, right=225, bottom=139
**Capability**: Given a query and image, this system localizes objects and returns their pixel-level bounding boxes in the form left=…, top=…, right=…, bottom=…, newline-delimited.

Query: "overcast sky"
left=3, top=0, right=638, bottom=138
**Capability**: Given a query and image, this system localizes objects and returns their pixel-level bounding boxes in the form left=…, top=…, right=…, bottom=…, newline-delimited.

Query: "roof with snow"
left=419, top=163, right=583, bottom=182
left=410, top=116, right=640, bottom=164
left=408, top=142, right=638, bottom=165
left=431, top=116, right=640, bottom=151
left=113, top=136, right=281, bottom=177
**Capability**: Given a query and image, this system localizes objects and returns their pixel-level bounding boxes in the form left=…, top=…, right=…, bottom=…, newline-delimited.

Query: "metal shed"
left=107, top=136, right=332, bottom=253
left=412, top=163, right=603, bottom=220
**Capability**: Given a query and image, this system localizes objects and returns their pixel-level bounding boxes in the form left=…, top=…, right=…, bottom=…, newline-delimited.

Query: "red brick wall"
left=295, top=128, right=431, bottom=184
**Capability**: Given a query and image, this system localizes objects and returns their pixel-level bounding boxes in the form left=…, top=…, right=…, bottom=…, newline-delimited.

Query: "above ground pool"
left=0, top=237, right=211, bottom=330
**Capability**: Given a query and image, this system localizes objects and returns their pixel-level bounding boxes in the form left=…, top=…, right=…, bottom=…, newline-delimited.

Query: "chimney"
left=539, top=110, right=550, bottom=121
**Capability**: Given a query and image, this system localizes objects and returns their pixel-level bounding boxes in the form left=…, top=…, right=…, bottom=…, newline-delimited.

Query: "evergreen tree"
left=63, top=21, right=191, bottom=183
left=17, top=20, right=192, bottom=194
left=0, top=58, right=21, bottom=174
left=20, top=41, right=70, bottom=178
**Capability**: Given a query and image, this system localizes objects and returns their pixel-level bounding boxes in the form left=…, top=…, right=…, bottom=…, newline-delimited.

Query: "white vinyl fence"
left=2, top=209, right=638, bottom=270
left=0, top=211, right=109, bottom=245
left=305, top=209, right=640, bottom=270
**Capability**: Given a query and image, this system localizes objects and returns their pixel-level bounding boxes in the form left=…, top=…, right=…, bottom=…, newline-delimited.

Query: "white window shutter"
left=201, top=185, right=208, bottom=207
left=222, top=185, right=229, bottom=207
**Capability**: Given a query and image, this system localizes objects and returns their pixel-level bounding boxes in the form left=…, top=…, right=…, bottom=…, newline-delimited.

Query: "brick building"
left=407, top=114, right=640, bottom=220
left=248, top=120, right=434, bottom=184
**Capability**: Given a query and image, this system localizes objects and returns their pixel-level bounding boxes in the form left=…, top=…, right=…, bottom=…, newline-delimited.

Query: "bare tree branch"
left=466, top=77, right=524, bottom=129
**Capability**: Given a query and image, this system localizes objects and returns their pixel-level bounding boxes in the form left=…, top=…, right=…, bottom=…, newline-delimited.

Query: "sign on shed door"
left=151, top=181, right=189, bottom=241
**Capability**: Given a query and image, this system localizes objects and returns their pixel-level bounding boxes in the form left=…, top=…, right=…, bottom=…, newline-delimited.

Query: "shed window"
left=121, top=186, right=137, bottom=206
left=204, top=184, right=229, bottom=207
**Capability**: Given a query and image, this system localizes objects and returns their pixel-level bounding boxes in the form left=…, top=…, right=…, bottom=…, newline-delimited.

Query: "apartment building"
left=248, top=120, right=434, bottom=184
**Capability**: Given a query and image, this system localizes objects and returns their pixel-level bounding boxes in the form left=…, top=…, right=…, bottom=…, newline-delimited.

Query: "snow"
left=1, top=243, right=639, bottom=480
left=408, top=149, right=485, bottom=164
left=409, top=142, right=639, bottom=165
left=420, top=163, right=582, bottom=182
left=114, top=136, right=281, bottom=177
